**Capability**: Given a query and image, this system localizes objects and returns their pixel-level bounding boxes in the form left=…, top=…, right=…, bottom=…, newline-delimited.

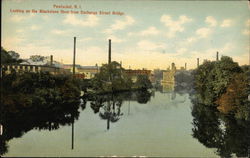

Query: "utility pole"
left=108, top=39, right=111, bottom=64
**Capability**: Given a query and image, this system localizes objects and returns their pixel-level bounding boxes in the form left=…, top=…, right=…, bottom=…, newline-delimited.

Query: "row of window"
left=1, top=65, right=39, bottom=71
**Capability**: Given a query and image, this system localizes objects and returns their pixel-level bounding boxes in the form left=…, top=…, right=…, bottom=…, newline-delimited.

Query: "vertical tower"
left=73, top=37, right=76, bottom=76
left=171, top=63, right=176, bottom=71
left=185, top=63, right=187, bottom=70
left=197, top=58, right=199, bottom=67
left=216, top=51, right=219, bottom=61
left=108, top=39, right=111, bottom=64
left=50, top=55, right=53, bottom=66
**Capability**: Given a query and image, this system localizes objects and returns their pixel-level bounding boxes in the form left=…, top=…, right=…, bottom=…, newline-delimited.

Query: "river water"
left=3, top=89, right=223, bottom=157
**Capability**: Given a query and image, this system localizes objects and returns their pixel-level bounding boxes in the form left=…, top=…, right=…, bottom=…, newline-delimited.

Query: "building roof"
left=63, top=64, right=98, bottom=70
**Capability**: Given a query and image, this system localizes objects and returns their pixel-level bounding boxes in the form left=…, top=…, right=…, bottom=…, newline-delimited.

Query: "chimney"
left=197, top=58, right=199, bottom=67
left=50, top=55, right=53, bottom=66
left=171, top=63, right=175, bottom=71
left=73, top=37, right=76, bottom=76
left=216, top=51, right=219, bottom=61
left=108, top=39, right=111, bottom=64
left=185, top=63, right=187, bottom=70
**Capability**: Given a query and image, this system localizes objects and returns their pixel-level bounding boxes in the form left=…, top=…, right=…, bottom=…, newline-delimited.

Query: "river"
left=2, top=88, right=227, bottom=157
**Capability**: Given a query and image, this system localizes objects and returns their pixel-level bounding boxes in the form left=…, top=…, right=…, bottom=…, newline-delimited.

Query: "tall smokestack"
left=50, top=55, right=53, bottom=66
left=73, top=37, right=76, bottom=76
left=185, top=63, right=187, bottom=70
left=216, top=51, right=219, bottom=61
left=197, top=58, right=199, bottom=67
left=108, top=39, right=111, bottom=64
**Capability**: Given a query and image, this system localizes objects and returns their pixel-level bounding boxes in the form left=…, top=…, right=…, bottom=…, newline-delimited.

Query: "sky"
left=1, top=0, right=250, bottom=70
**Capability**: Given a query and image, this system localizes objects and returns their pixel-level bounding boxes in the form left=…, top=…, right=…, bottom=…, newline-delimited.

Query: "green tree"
left=1, top=47, right=22, bottom=64
left=135, top=74, right=152, bottom=90
left=194, top=56, right=243, bottom=106
left=91, top=61, right=132, bottom=92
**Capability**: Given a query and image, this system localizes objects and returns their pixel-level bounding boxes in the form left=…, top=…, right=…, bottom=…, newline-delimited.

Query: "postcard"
left=1, top=0, right=250, bottom=157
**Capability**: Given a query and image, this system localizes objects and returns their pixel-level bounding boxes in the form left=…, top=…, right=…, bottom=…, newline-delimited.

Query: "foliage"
left=195, top=56, right=242, bottom=105
left=1, top=47, right=22, bottom=64
left=91, top=61, right=133, bottom=92
left=29, top=55, right=47, bottom=62
left=191, top=97, right=250, bottom=157
left=194, top=56, right=250, bottom=120
left=1, top=72, right=81, bottom=114
left=135, top=74, right=152, bottom=90
left=0, top=71, right=82, bottom=156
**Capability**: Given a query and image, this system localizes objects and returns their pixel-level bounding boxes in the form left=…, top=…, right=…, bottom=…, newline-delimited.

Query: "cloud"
left=63, top=14, right=99, bottom=27
left=80, top=46, right=107, bottom=65
left=140, top=26, right=160, bottom=36
left=10, top=14, right=35, bottom=22
left=2, top=36, right=25, bottom=51
left=242, top=19, right=250, bottom=35
left=10, top=15, right=27, bottom=22
left=41, top=15, right=49, bottom=21
left=30, top=25, right=41, bottom=31
left=51, top=29, right=71, bottom=35
left=186, top=37, right=198, bottom=43
left=205, top=16, right=217, bottom=27
left=242, top=29, right=250, bottom=35
left=196, top=27, right=212, bottom=38
left=107, top=35, right=125, bottom=43
left=191, top=43, right=234, bottom=60
left=104, top=16, right=135, bottom=34
left=233, top=53, right=249, bottom=66
left=16, top=29, right=24, bottom=33
left=78, top=37, right=93, bottom=42
left=220, top=19, right=233, bottom=27
left=160, top=15, right=192, bottom=38
left=127, top=26, right=160, bottom=37
left=246, top=19, right=250, bottom=27
left=175, top=48, right=188, bottom=56
left=137, top=40, right=166, bottom=51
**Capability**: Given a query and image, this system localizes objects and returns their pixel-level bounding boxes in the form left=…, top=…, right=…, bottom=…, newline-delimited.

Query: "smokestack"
left=108, top=39, right=111, bottom=64
left=171, top=63, right=175, bottom=70
left=50, top=55, right=53, bottom=66
left=197, top=58, right=199, bottom=67
left=185, top=63, right=187, bottom=70
left=73, top=37, right=76, bottom=76
left=216, top=51, right=219, bottom=61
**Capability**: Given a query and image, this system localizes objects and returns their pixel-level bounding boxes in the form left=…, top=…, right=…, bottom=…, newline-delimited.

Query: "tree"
left=1, top=47, right=22, bottom=64
left=194, top=56, right=243, bottom=106
left=135, top=74, right=152, bottom=90
left=91, top=61, right=132, bottom=92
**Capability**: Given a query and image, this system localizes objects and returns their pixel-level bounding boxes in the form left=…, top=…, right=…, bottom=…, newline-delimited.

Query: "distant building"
left=63, top=64, right=99, bottom=79
left=124, top=69, right=153, bottom=82
left=1, top=64, right=70, bottom=75
left=161, top=63, right=176, bottom=84
left=20, top=55, right=64, bottom=68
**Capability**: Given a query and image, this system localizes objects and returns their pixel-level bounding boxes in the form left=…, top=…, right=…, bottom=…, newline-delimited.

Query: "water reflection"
left=0, top=89, right=154, bottom=156
left=191, top=96, right=250, bottom=157
left=0, top=100, right=81, bottom=155
left=86, top=90, right=152, bottom=130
